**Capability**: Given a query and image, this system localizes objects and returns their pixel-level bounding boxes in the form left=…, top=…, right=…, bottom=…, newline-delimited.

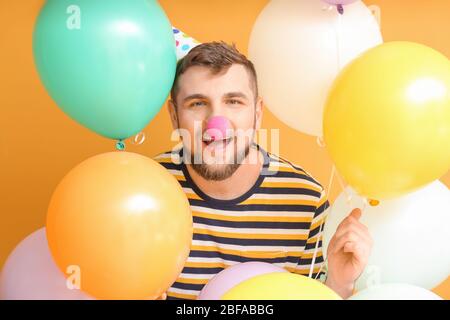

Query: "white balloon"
left=323, top=181, right=450, bottom=290
left=349, top=283, right=443, bottom=300
left=249, top=0, right=382, bottom=136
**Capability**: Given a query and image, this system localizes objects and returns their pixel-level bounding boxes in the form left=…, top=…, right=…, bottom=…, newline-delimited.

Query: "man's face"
left=169, top=64, right=263, bottom=181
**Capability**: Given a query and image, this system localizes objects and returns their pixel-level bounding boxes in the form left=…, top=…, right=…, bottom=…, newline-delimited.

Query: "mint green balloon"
left=33, top=0, right=176, bottom=140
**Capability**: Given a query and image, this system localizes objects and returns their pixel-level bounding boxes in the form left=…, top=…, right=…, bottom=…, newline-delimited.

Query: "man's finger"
left=343, top=242, right=363, bottom=265
left=343, top=241, right=370, bottom=265
left=330, top=231, right=360, bottom=255
left=336, top=208, right=363, bottom=230
left=343, top=241, right=357, bottom=253
left=334, top=222, right=371, bottom=245
left=349, top=208, right=362, bottom=220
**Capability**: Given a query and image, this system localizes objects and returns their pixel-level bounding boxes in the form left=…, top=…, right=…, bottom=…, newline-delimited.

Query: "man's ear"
left=255, top=96, right=264, bottom=130
left=168, top=99, right=179, bottom=129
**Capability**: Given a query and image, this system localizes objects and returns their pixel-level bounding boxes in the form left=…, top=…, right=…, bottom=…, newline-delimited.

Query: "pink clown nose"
left=205, top=116, right=231, bottom=141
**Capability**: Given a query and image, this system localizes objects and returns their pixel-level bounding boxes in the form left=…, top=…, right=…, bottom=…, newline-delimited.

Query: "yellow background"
left=1, top=0, right=449, bottom=298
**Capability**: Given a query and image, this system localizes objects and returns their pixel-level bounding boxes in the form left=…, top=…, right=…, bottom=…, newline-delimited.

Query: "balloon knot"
left=116, top=140, right=125, bottom=151
left=337, top=4, right=344, bottom=15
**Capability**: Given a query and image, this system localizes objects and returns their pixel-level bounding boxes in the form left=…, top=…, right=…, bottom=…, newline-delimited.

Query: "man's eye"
left=227, top=99, right=242, bottom=105
left=190, top=101, right=206, bottom=107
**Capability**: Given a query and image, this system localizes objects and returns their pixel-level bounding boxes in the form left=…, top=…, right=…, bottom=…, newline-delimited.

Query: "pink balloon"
left=322, top=0, right=358, bottom=5
left=205, top=116, right=231, bottom=141
left=0, top=228, right=93, bottom=300
left=197, top=262, right=287, bottom=300
left=321, top=0, right=359, bottom=13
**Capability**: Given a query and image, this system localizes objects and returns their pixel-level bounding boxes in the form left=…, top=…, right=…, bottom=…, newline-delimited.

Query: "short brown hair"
left=170, top=41, right=258, bottom=104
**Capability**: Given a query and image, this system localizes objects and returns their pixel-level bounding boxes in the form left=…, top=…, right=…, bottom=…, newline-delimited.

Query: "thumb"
left=349, top=208, right=362, bottom=220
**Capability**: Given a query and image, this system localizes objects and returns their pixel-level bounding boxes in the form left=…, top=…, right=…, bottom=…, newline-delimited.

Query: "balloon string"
left=313, top=222, right=327, bottom=280
left=310, top=10, right=345, bottom=282
left=334, top=166, right=351, bottom=204
left=335, top=10, right=343, bottom=72
left=316, top=136, right=326, bottom=148
left=309, top=164, right=335, bottom=279
left=312, top=179, right=369, bottom=282
left=335, top=169, right=369, bottom=213
left=133, top=132, right=146, bottom=145
left=326, top=165, right=336, bottom=199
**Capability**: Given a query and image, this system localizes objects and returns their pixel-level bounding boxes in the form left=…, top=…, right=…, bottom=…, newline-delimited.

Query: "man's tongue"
left=207, top=138, right=229, bottom=149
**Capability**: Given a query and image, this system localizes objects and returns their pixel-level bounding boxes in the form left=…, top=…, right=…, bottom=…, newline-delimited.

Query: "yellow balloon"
left=46, top=152, right=192, bottom=299
left=221, top=272, right=341, bottom=300
left=324, top=41, right=450, bottom=200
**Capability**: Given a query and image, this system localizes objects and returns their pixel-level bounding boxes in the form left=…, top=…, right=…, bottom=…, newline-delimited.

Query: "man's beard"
left=189, top=140, right=252, bottom=181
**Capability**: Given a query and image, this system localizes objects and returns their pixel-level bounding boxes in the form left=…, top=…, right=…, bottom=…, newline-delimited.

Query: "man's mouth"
left=202, top=135, right=233, bottom=149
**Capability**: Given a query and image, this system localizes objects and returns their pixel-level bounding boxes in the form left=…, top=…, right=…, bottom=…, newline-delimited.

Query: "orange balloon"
left=46, top=152, right=192, bottom=299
